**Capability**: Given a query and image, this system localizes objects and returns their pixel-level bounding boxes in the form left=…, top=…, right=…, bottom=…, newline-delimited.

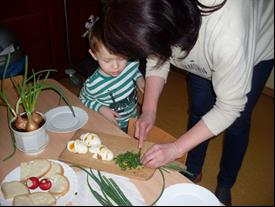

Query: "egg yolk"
left=69, top=142, right=75, bottom=151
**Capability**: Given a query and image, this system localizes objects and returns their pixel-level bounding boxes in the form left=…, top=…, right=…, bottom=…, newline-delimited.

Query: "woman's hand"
left=140, top=120, right=215, bottom=168
left=99, top=106, right=120, bottom=126
left=135, top=111, right=156, bottom=148
left=141, top=142, right=182, bottom=168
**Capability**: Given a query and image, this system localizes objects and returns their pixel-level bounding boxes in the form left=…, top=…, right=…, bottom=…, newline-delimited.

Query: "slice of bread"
left=13, top=194, right=34, bottom=206
left=49, top=174, right=70, bottom=196
left=1, top=181, right=30, bottom=200
left=20, top=159, right=51, bottom=181
left=13, top=192, right=56, bottom=206
left=29, top=192, right=56, bottom=206
left=44, top=162, right=64, bottom=178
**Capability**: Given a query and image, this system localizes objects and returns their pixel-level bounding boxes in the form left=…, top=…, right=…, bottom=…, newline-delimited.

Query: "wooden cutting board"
left=58, top=129, right=156, bottom=180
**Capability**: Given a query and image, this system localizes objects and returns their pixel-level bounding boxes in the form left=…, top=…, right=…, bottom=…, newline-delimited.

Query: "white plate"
left=45, top=106, right=88, bottom=133
left=0, top=159, right=78, bottom=206
left=156, top=183, right=220, bottom=206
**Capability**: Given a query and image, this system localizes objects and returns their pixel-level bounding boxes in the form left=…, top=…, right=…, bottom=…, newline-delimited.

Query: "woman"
left=103, top=0, right=274, bottom=205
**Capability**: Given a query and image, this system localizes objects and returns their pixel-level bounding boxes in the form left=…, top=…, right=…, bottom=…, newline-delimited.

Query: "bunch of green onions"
left=73, top=166, right=133, bottom=205
left=72, top=165, right=166, bottom=206
left=72, top=162, right=192, bottom=206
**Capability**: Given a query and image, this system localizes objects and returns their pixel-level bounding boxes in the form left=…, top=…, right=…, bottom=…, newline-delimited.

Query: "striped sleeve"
left=127, top=60, right=143, bottom=81
left=79, top=74, right=105, bottom=112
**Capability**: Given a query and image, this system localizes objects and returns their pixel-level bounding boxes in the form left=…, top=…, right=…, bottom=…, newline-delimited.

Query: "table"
left=0, top=79, right=191, bottom=205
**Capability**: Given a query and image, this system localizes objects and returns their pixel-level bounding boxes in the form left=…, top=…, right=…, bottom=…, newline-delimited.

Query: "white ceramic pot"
left=10, top=112, right=49, bottom=154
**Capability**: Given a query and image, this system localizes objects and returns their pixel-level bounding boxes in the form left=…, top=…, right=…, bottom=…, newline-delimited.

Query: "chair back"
left=136, top=87, right=144, bottom=113
left=128, top=118, right=187, bottom=165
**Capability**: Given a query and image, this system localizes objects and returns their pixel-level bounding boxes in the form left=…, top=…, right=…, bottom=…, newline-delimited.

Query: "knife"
left=137, top=147, right=142, bottom=162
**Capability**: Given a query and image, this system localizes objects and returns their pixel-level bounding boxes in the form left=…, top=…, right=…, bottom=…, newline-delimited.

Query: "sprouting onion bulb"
left=15, top=116, right=28, bottom=130
left=26, top=119, right=39, bottom=132
left=13, top=112, right=45, bottom=132
left=31, top=112, right=43, bottom=125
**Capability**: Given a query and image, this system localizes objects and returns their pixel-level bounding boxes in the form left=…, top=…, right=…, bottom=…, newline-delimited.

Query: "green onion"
left=1, top=109, right=16, bottom=162
left=149, top=168, right=166, bottom=206
left=163, top=162, right=194, bottom=177
left=86, top=174, right=111, bottom=206
left=109, top=178, right=132, bottom=206
left=114, top=151, right=142, bottom=171
left=72, top=165, right=133, bottom=206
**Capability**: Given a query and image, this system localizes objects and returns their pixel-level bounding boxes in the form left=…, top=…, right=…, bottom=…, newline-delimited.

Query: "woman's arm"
left=135, top=76, right=165, bottom=148
left=135, top=56, right=170, bottom=147
left=141, top=120, right=214, bottom=168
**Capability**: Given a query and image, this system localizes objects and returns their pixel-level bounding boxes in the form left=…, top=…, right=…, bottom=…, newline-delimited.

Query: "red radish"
left=39, top=178, right=52, bottom=190
left=26, top=177, right=40, bottom=190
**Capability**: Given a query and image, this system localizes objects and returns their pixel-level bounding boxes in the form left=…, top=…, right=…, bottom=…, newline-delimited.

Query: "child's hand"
left=137, top=77, right=145, bottom=93
left=99, top=106, right=120, bottom=126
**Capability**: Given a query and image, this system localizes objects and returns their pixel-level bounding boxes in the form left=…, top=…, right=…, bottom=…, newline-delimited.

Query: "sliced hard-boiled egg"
left=67, top=140, right=77, bottom=153
left=98, top=145, right=114, bottom=161
left=67, top=139, right=88, bottom=154
left=89, top=145, right=100, bottom=154
left=92, top=153, right=99, bottom=159
left=75, top=140, right=88, bottom=154
left=98, top=145, right=108, bottom=154
left=80, top=133, right=101, bottom=147
left=101, top=149, right=114, bottom=161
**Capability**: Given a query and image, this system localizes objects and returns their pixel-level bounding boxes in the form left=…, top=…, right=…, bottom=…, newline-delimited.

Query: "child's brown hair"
left=88, top=19, right=105, bottom=53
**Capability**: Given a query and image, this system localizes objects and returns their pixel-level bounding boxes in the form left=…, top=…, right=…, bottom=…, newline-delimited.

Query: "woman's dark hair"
left=103, top=0, right=226, bottom=63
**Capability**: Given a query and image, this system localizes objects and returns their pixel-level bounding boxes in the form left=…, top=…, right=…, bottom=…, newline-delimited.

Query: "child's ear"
left=88, top=49, right=98, bottom=61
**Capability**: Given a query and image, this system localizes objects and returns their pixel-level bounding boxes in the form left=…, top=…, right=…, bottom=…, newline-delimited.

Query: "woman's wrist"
left=174, top=120, right=215, bottom=157
left=142, top=108, right=157, bottom=115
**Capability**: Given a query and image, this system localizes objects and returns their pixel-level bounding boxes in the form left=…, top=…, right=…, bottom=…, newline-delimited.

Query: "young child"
left=79, top=16, right=145, bottom=132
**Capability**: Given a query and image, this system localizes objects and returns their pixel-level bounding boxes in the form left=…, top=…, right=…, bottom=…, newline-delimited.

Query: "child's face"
left=89, top=45, right=128, bottom=77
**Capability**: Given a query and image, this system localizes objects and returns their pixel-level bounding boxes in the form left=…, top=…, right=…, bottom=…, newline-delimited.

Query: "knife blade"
left=137, top=147, right=141, bottom=162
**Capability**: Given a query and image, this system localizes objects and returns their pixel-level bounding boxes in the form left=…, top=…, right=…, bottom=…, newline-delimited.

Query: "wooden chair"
left=0, top=75, right=23, bottom=90
left=136, top=87, right=144, bottom=113
left=128, top=118, right=187, bottom=165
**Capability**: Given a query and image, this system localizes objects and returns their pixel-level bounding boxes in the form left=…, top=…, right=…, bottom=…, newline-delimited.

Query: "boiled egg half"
left=80, top=132, right=101, bottom=147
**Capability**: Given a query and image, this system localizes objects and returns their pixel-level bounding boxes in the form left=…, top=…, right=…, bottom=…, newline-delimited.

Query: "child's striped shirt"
left=79, top=61, right=142, bottom=129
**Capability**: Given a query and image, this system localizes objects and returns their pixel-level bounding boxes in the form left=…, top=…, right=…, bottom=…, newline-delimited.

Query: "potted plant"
left=0, top=53, right=74, bottom=158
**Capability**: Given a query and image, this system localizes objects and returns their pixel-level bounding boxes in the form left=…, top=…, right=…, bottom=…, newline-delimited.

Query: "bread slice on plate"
left=49, top=174, right=70, bottom=196
left=13, top=192, right=56, bottom=206
left=1, top=181, right=30, bottom=200
left=44, top=161, right=64, bottom=178
left=12, top=194, right=34, bottom=206
left=29, top=192, right=56, bottom=206
left=20, top=159, right=51, bottom=181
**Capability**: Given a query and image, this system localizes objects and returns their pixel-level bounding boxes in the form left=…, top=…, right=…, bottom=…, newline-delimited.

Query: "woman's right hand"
left=141, top=142, right=181, bottom=168
left=135, top=110, right=156, bottom=148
